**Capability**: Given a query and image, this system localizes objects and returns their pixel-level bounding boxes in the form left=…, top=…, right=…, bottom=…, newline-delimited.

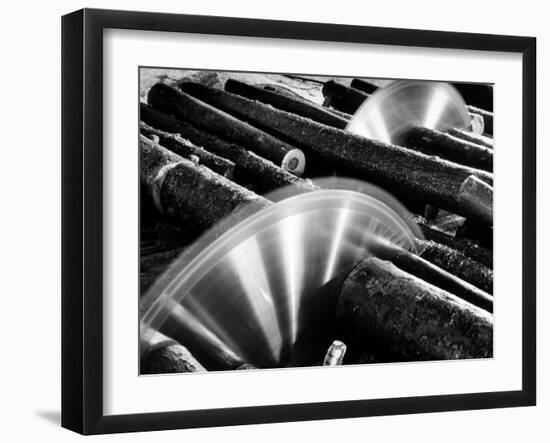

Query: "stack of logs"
left=139, top=74, right=494, bottom=373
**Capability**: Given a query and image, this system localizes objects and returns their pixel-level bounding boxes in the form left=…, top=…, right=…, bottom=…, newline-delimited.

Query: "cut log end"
left=458, top=175, right=493, bottom=225
left=281, top=148, right=306, bottom=176
left=469, top=112, right=485, bottom=134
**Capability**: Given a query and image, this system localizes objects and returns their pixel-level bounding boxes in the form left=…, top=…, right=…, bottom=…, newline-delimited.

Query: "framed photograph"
left=62, top=8, right=536, bottom=435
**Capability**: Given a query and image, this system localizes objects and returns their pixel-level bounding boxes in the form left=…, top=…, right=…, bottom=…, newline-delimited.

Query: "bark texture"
left=337, top=257, right=493, bottom=361
left=447, top=128, right=494, bottom=149
left=225, top=79, right=349, bottom=129
left=140, top=103, right=314, bottom=194
left=417, top=239, right=493, bottom=294
left=371, top=242, right=493, bottom=312
left=417, top=222, right=492, bottom=268
left=178, top=82, right=493, bottom=218
left=406, top=126, right=493, bottom=172
left=140, top=134, right=271, bottom=230
left=141, top=339, right=207, bottom=374
left=148, top=83, right=305, bottom=175
left=140, top=122, right=235, bottom=177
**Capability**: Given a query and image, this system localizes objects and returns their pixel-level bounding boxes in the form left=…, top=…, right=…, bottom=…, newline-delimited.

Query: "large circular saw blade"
left=141, top=188, right=420, bottom=371
left=346, top=80, right=471, bottom=145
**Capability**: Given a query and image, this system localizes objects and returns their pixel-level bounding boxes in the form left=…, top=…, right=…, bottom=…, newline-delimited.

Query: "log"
left=371, top=241, right=493, bottom=312
left=453, top=82, right=493, bottom=112
left=148, top=83, right=306, bottom=175
left=417, top=222, right=493, bottom=268
left=141, top=336, right=207, bottom=374
left=140, top=122, right=235, bottom=178
left=468, top=105, right=493, bottom=135
left=405, top=126, right=493, bottom=172
left=225, top=79, right=349, bottom=129
left=263, top=84, right=353, bottom=121
left=140, top=134, right=271, bottom=230
left=457, top=175, right=493, bottom=225
left=350, top=78, right=379, bottom=94
left=417, top=239, right=493, bottom=294
left=447, top=128, right=494, bottom=149
left=180, top=82, right=493, bottom=218
left=140, top=103, right=314, bottom=194
left=337, top=257, right=493, bottom=361
left=321, top=80, right=370, bottom=114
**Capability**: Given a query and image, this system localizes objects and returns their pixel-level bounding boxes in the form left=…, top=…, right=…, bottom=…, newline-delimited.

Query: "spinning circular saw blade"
left=141, top=187, right=420, bottom=370
left=346, top=80, right=471, bottom=145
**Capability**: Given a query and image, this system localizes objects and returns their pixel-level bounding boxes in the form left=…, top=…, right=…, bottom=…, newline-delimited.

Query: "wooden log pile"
left=139, top=72, right=495, bottom=372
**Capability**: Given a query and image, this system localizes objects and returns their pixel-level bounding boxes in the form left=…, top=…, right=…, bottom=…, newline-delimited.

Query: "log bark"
left=457, top=175, right=493, bottom=225
left=179, top=82, right=493, bottom=218
left=417, top=222, right=493, bottom=268
left=321, top=80, right=370, bottom=114
left=417, top=239, right=493, bottom=294
left=140, top=122, right=235, bottom=178
left=140, top=134, right=271, bottom=230
left=453, top=82, right=493, bottom=112
left=147, top=83, right=306, bottom=175
left=405, top=126, right=493, bottom=172
left=263, top=84, right=353, bottom=120
left=371, top=241, right=493, bottom=312
left=447, top=128, right=494, bottom=149
left=140, top=103, right=314, bottom=194
left=337, top=257, right=493, bottom=361
left=350, top=78, right=379, bottom=94
left=225, top=79, right=349, bottom=129
left=141, top=334, right=207, bottom=374
left=468, top=105, right=493, bottom=135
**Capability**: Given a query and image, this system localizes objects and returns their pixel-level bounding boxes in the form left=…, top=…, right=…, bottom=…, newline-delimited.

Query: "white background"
left=0, top=0, right=547, bottom=441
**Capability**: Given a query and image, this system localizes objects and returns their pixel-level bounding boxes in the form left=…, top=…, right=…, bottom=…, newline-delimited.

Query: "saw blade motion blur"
left=346, top=80, right=471, bottom=145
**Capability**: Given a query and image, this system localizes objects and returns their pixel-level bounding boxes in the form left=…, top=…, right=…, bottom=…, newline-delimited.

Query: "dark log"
left=140, top=122, right=235, bottom=178
left=371, top=241, right=493, bottom=312
left=417, top=239, right=493, bottom=294
left=141, top=335, right=206, bottom=374
left=148, top=83, right=305, bottom=175
left=468, top=105, right=493, bottom=135
left=179, top=82, right=493, bottom=218
left=321, top=80, right=370, bottom=114
left=417, top=222, right=493, bottom=268
left=447, top=128, right=494, bottom=149
left=140, top=134, right=271, bottom=230
left=350, top=78, right=379, bottom=94
left=456, top=219, right=493, bottom=250
left=453, top=82, right=493, bottom=112
left=262, top=84, right=353, bottom=120
left=457, top=175, right=493, bottom=225
left=405, top=126, right=493, bottom=172
left=225, top=79, right=349, bottom=129
left=337, top=257, right=493, bottom=361
left=140, top=103, right=314, bottom=194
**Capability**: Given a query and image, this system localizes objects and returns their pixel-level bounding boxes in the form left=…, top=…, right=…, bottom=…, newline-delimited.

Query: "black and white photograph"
left=138, top=68, right=494, bottom=374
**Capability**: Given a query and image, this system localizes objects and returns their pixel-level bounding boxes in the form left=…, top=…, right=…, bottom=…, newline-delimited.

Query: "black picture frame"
left=62, top=8, right=537, bottom=435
